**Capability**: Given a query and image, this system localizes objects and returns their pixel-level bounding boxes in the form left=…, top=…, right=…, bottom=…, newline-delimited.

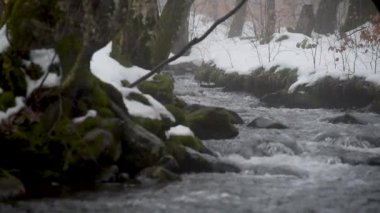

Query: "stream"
left=1, top=74, right=380, bottom=213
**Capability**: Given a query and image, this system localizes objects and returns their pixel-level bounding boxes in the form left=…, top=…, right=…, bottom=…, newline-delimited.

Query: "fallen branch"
left=129, top=0, right=248, bottom=88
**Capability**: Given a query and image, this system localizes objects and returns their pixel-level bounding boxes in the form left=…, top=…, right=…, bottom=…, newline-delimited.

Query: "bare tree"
left=262, top=0, right=276, bottom=43
left=228, top=0, right=248, bottom=38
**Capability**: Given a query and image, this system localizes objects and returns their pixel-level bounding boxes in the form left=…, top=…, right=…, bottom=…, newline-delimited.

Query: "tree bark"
left=295, top=4, right=315, bottom=36
left=262, top=0, right=276, bottom=43
left=111, top=0, right=160, bottom=69
left=228, top=0, right=248, bottom=38
left=340, top=0, right=378, bottom=32
left=170, top=0, right=194, bottom=55
left=150, top=0, right=195, bottom=67
left=314, top=0, right=340, bottom=34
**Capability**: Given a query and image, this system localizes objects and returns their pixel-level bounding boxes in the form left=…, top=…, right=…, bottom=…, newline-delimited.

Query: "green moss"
left=186, top=108, right=238, bottom=140
left=166, top=135, right=205, bottom=153
left=121, top=79, right=130, bottom=87
left=0, top=92, right=16, bottom=111
left=138, top=74, right=174, bottom=104
left=0, top=51, right=27, bottom=96
left=127, top=92, right=150, bottom=106
left=133, top=117, right=171, bottom=139
left=165, top=104, right=186, bottom=125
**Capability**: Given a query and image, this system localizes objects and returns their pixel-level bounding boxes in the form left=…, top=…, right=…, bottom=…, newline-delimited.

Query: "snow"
left=73, top=110, right=98, bottom=123
left=26, top=49, right=62, bottom=96
left=166, top=125, right=195, bottom=138
left=91, top=43, right=174, bottom=121
left=172, top=14, right=380, bottom=92
left=0, top=97, right=25, bottom=123
left=0, top=25, right=10, bottom=53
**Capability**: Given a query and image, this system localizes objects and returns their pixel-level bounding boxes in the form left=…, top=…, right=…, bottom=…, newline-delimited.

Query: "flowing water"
left=2, top=74, right=380, bottom=213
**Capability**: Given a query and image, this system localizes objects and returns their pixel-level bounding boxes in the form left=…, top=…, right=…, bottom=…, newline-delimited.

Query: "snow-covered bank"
left=172, top=15, right=380, bottom=92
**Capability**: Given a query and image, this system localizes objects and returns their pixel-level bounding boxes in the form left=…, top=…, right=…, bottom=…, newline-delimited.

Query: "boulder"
left=185, top=104, right=244, bottom=124
left=173, top=146, right=241, bottom=174
left=137, top=166, right=181, bottom=184
left=247, top=117, right=288, bottom=129
left=323, top=113, right=366, bottom=125
left=186, top=107, right=239, bottom=139
left=0, top=170, right=25, bottom=200
left=118, top=123, right=166, bottom=176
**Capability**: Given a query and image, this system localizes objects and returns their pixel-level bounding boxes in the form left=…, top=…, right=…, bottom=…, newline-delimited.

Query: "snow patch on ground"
left=0, top=97, right=25, bottom=123
left=166, top=125, right=194, bottom=138
left=26, top=49, right=62, bottom=96
left=91, top=43, right=174, bottom=121
left=73, top=110, right=98, bottom=123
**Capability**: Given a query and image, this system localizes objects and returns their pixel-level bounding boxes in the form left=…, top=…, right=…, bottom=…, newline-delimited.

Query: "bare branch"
left=129, top=0, right=248, bottom=88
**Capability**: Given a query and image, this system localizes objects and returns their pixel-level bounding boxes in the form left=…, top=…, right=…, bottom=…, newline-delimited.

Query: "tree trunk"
left=111, top=0, right=160, bottom=69
left=340, top=0, right=378, bottom=32
left=228, top=0, right=248, bottom=38
left=170, top=0, right=194, bottom=55
left=314, top=0, right=340, bottom=34
left=262, top=0, right=276, bottom=43
left=150, top=0, right=195, bottom=67
left=294, top=4, right=315, bottom=36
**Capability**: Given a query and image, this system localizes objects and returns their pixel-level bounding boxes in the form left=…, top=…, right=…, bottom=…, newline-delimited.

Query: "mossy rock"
left=137, top=166, right=181, bottom=183
left=127, top=92, right=150, bottom=106
left=165, top=104, right=187, bottom=125
left=166, top=135, right=211, bottom=155
left=0, top=51, right=28, bottom=96
left=0, top=169, right=25, bottom=200
left=138, top=74, right=174, bottom=104
left=132, top=117, right=172, bottom=140
left=186, top=107, right=239, bottom=140
left=0, top=91, right=16, bottom=111
left=118, top=123, right=166, bottom=177
left=166, top=145, right=240, bottom=174
left=185, top=104, right=244, bottom=124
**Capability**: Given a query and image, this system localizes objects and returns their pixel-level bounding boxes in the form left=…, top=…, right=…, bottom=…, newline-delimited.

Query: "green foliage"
left=0, top=92, right=16, bottom=111
left=296, top=38, right=317, bottom=49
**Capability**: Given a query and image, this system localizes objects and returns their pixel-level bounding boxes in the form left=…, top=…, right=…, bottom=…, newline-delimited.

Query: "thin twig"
left=129, top=0, right=248, bottom=88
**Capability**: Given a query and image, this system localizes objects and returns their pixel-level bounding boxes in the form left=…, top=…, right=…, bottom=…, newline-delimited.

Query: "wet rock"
left=166, top=62, right=200, bottom=75
left=84, top=128, right=122, bottom=163
left=186, top=104, right=244, bottom=124
left=137, top=166, right=181, bottom=184
left=247, top=117, right=288, bottom=129
left=323, top=113, right=366, bottom=125
left=368, top=157, right=380, bottom=166
left=96, top=165, right=119, bottom=183
left=255, top=142, right=295, bottom=156
left=186, top=107, right=239, bottom=140
left=159, top=155, right=180, bottom=172
left=119, top=123, right=166, bottom=176
left=173, top=146, right=240, bottom=174
left=0, top=170, right=25, bottom=200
